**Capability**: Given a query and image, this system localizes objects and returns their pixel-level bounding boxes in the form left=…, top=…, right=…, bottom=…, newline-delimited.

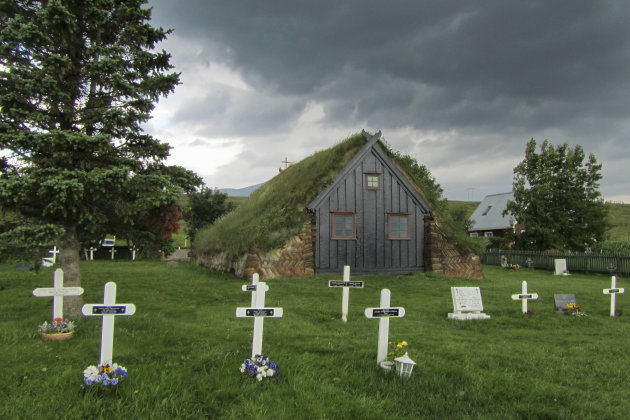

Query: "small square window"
left=365, top=173, right=381, bottom=189
left=332, top=213, right=356, bottom=240
left=388, top=214, right=410, bottom=240
left=484, top=232, right=494, bottom=237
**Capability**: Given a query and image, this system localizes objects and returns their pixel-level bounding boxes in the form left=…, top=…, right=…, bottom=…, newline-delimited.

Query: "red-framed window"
left=365, top=173, right=381, bottom=190
left=332, top=212, right=357, bottom=240
left=388, top=213, right=410, bottom=240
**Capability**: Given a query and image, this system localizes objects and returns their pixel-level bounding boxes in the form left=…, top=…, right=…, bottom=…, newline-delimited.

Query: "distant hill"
left=219, top=183, right=265, bottom=197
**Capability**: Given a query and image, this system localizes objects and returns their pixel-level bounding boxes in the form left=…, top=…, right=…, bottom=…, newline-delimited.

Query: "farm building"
left=468, top=192, right=517, bottom=238
left=195, top=131, right=483, bottom=279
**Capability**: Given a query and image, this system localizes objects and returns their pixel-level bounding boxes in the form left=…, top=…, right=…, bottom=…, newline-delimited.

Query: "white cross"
left=511, top=281, right=539, bottom=314
left=236, top=281, right=283, bottom=358
left=328, top=266, right=363, bottom=322
left=130, top=246, right=136, bottom=261
left=81, top=282, right=136, bottom=366
left=32, top=268, right=84, bottom=320
left=364, top=289, right=406, bottom=365
left=109, top=247, right=116, bottom=260
left=41, top=246, right=60, bottom=267
left=603, top=276, right=625, bottom=317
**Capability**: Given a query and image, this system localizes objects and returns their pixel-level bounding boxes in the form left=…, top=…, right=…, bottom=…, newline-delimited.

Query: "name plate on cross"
left=236, top=308, right=283, bottom=318
left=364, top=308, right=405, bottom=318
left=329, top=280, right=364, bottom=288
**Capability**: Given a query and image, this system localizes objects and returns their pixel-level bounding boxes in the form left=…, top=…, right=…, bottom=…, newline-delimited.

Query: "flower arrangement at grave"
left=567, top=302, right=587, bottom=317
left=388, top=340, right=409, bottom=359
left=239, top=354, right=279, bottom=382
left=38, top=317, right=75, bottom=339
left=83, top=363, right=128, bottom=388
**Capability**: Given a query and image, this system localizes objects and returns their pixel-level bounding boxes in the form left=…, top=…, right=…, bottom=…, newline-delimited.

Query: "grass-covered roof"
left=195, top=133, right=366, bottom=257
left=195, top=132, right=479, bottom=258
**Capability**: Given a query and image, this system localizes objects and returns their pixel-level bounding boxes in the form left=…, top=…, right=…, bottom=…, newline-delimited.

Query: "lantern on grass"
left=394, top=352, right=416, bottom=378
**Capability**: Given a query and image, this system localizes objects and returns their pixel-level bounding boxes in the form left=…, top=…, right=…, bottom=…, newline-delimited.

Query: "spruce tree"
left=0, top=0, right=200, bottom=316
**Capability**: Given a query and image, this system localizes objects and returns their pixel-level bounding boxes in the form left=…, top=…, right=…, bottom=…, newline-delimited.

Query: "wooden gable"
left=308, top=131, right=432, bottom=274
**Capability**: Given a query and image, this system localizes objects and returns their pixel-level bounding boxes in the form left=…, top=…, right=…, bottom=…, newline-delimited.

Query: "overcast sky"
left=145, top=0, right=630, bottom=202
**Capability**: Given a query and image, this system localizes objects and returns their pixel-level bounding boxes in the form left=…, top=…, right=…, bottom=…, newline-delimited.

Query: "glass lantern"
left=394, top=352, right=416, bottom=378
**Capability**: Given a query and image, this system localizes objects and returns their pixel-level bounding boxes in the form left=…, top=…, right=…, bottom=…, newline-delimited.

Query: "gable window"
left=365, top=173, right=381, bottom=190
left=332, top=212, right=356, bottom=240
left=388, top=214, right=410, bottom=240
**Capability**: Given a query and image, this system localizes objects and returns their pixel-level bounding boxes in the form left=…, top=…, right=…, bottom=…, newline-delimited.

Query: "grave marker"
left=32, top=268, right=84, bottom=320
left=448, top=287, right=491, bottom=320
left=41, top=246, right=59, bottom=267
left=328, top=265, right=364, bottom=322
left=603, top=276, right=625, bottom=317
left=554, top=259, right=569, bottom=275
left=81, top=282, right=136, bottom=366
left=554, top=294, right=576, bottom=312
left=511, top=281, right=539, bottom=314
left=236, top=281, right=283, bottom=358
left=364, top=289, right=405, bottom=365
left=109, top=247, right=116, bottom=260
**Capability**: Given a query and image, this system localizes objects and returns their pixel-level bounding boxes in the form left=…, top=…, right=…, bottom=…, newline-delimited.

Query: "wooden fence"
left=481, top=250, right=630, bottom=276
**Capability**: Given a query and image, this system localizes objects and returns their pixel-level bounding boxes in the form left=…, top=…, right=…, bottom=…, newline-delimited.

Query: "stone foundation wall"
left=424, top=215, right=485, bottom=279
left=197, top=221, right=315, bottom=279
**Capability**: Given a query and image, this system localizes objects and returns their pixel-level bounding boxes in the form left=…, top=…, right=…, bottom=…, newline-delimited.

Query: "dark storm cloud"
left=148, top=0, right=630, bottom=200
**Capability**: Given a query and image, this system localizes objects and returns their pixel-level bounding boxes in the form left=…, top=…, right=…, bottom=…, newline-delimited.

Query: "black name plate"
left=372, top=308, right=400, bottom=317
left=329, top=281, right=364, bottom=288
left=92, top=305, right=126, bottom=315
left=246, top=309, right=275, bottom=317
left=609, top=288, right=620, bottom=293
left=245, top=285, right=257, bottom=291
left=518, top=294, right=533, bottom=299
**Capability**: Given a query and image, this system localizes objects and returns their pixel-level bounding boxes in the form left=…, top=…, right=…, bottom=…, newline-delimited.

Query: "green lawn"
left=1, top=262, right=628, bottom=419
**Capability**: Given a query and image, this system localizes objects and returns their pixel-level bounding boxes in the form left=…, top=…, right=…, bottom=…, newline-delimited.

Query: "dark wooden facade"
left=308, top=132, right=432, bottom=274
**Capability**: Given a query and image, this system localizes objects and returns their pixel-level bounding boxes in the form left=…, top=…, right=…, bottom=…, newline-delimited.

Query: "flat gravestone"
left=554, top=294, right=576, bottom=312
left=448, top=287, right=490, bottom=320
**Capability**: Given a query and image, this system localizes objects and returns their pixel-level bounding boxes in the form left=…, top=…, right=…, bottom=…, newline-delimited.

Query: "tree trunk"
left=59, top=225, right=84, bottom=319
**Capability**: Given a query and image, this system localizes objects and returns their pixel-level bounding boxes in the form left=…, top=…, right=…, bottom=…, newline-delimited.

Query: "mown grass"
left=2, top=262, right=628, bottom=419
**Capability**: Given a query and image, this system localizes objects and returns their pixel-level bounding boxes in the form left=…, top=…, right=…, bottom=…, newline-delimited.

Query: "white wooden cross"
left=81, top=282, right=136, bottom=366
left=603, top=276, right=625, bottom=317
left=130, top=246, right=136, bottom=261
left=32, top=269, right=84, bottom=320
left=511, top=281, right=539, bottom=314
left=41, top=246, right=60, bottom=267
left=109, top=247, right=116, bottom=260
left=329, top=265, right=363, bottom=322
left=364, top=289, right=406, bottom=365
left=236, top=281, right=283, bottom=358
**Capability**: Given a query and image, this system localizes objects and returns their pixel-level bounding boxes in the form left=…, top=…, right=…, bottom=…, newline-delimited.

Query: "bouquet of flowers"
left=83, top=363, right=128, bottom=387
left=388, top=340, right=409, bottom=359
left=38, top=317, right=75, bottom=334
left=567, top=302, right=587, bottom=317
left=239, top=354, right=279, bottom=382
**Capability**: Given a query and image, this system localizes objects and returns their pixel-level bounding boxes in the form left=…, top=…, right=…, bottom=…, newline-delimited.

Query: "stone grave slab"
left=554, top=294, right=576, bottom=312
left=448, top=287, right=491, bottom=320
